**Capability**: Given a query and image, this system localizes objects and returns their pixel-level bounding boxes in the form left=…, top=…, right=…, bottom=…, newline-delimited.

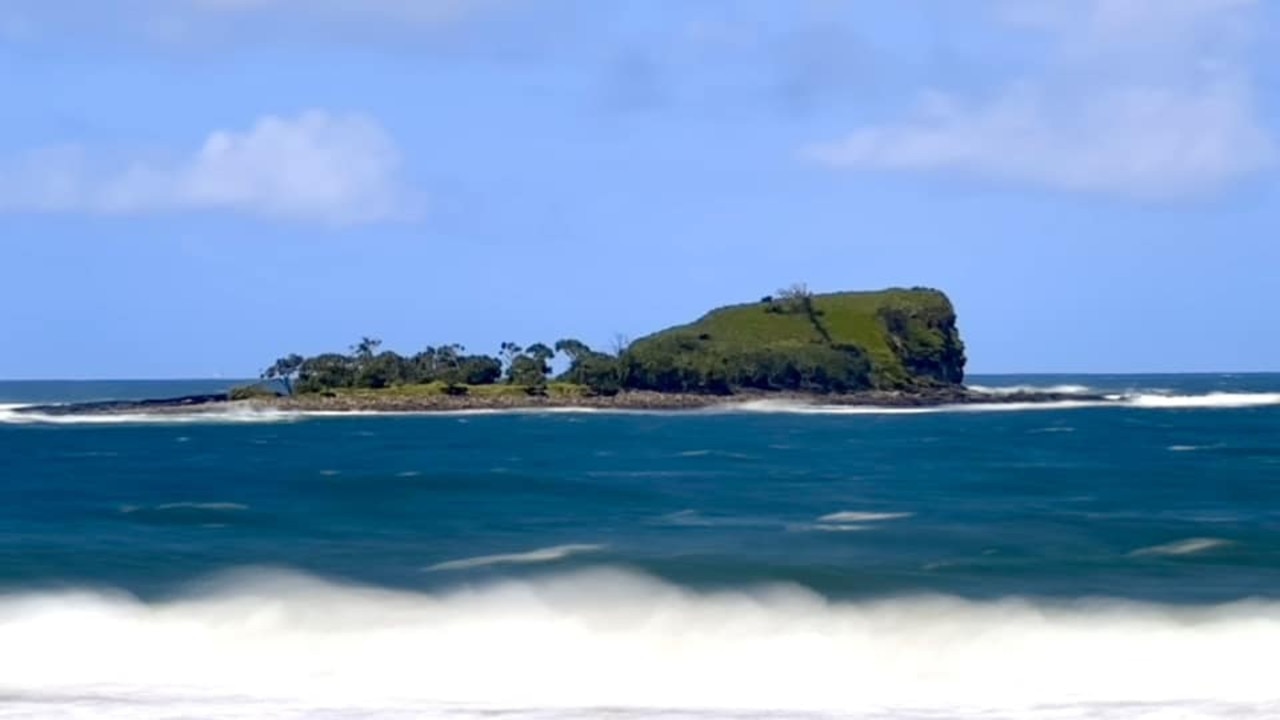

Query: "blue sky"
left=1, top=0, right=1277, bottom=378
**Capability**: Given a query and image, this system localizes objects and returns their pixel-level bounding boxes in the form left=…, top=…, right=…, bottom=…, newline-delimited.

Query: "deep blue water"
left=0, top=378, right=248, bottom=404
left=1, top=375, right=1278, bottom=718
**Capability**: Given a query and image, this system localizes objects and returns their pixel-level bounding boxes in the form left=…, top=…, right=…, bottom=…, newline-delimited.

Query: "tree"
left=776, top=283, right=813, bottom=314
left=554, top=339, right=622, bottom=395
left=351, top=337, right=383, bottom=362
left=575, top=353, right=623, bottom=396
left=527, top=343, right=554, bottom=373
left=261, top=354, right=305, bottom=395
left=554, top=338, right=591, bottom=362
left=499, top=341, right=553, bottom=389
left=356, top=351, right=408, bottom=389
left=458, top=355, right=502, bottom=385
left=296, top=353, right=357, bottom=393
left=433, top=344, right=467, bottom=389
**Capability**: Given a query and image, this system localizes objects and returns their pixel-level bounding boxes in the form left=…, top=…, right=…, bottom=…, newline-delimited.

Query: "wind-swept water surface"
left=1, top=375, right=1278, bottom=718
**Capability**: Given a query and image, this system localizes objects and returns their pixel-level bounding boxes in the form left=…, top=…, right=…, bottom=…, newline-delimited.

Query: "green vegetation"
left=228, top=384, right=283, bottom=401
left=251, top=286, right=965, bottom=399
left=627, top=285, right=965, bottom=389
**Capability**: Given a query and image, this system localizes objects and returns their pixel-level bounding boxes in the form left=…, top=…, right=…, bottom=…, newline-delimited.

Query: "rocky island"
left=19, top=287, right=1111, bottom=416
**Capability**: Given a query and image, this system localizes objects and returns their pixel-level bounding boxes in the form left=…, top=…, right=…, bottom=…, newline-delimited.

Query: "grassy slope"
left=631, top=288, right=961, bottom=386
left=323, top=382, right=590, bottom=399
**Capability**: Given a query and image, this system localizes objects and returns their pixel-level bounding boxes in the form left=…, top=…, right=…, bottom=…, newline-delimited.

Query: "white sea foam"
left=0, top=568, right=1277, bottom=719
left=5, top=390, right=1279, bottom=426
left=658, top=509, right=717, bottom=526
left=1126, top=392, right=1280, bottom=409
left=967, top=384, right=1095, bottom=395
left=1130, top=538, right=1234, bottom=557
left=426, top=544, right=607, bottom=571
left=727, top=398, right=1109, bottom=415
left=789, top=523, right=871, bottom=532
left=121, top=503, right=249, bottom=514
left=654, top=510, right=778, bottom=529
left=819, top=511, right=913, bottom=523
left=720, top=391, right=1280, bottom=416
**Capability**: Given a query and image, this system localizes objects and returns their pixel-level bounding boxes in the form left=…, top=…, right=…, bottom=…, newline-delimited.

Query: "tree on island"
left=262, top=354, right=305, bottom=395
left=351, top=337, right=383, bottom=362
left=556, top=338, right=623, bottom=396
left=554, top=338, right=591, bottom=362
left=504, top=342, right=554, bottom=390
left=769, top=282, right=813, bottom=314
left=499, top=341, right=523, bottom=369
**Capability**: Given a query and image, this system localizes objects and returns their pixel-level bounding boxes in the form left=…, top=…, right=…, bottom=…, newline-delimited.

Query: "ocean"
left=1, top=374, right=1278, bottom=719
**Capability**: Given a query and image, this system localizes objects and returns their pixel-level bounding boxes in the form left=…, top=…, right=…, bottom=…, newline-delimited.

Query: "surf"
left=0, top=568, right=1278, bottom=718
left=426, top=544, right=607, bottom=571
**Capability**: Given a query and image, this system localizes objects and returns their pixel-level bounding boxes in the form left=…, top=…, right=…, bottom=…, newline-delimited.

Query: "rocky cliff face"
left=876, top=290, right=966, bottom=387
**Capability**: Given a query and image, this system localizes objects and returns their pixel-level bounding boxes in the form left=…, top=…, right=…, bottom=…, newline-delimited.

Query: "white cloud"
left=806, top=81, right=1273, bottom=199
left=806, top=0, right=1274, bottom=199
left=0, top=111, right=419, bottom=225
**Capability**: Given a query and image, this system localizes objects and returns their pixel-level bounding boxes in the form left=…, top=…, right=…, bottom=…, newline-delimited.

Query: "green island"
left=17, top=285, right=1099, bottom=418
left=231, top=285, right=1011, bottom=412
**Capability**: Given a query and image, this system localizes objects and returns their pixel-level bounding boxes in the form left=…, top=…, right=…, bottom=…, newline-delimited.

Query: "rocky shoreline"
left=16, top=387, right=1111, bottom=417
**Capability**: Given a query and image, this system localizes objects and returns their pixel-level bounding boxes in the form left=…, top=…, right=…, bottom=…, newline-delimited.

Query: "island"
left=21, top=286, right=1108, bottom=416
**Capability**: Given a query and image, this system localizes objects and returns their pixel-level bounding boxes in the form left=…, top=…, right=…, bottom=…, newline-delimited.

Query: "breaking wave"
left=819, top=511, right=913, bottom=523
left=725, top=392, right=1280, bottom=415
left=967, top=384, right=1096, bottom=395
left=426, top=544, right=607, bottom=571
left=1126, top=392, right=1280, bottom=409
left=1130, top=538, right=1234, bottom=557
left=725, top=399, right=1102, bottom=415
left=0, top=568, right=1277, bottom=719
left=4, top=391, right=1279, bottom=427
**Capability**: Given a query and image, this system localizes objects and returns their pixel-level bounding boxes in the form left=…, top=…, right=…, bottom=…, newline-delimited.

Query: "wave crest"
left=1126, top=392, right=1280, bottom=409
left=1130, top=538, right=1233, bottom=557
left=426, top=544, right=607, bottom=571
left=722, top=391, right=1280, bottom=416
left=967, top=384, right=1095, bottom=395
left=819, top=511, right=913, bottom=523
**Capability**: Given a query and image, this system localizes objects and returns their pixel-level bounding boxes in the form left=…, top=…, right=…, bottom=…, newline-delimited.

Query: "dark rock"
left=17, top=393, right=232, bottom=416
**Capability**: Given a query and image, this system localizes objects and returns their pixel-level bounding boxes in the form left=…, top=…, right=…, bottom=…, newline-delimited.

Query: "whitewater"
left=2, top=569, right=1279, bottom=719
left=4, top=388, right=1280, bottom=426
left=1, top=374, right=1279, bottom=718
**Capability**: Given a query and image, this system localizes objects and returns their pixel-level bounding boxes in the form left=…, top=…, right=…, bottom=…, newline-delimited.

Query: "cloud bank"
left=0, top=111, right=417, bottom=225
left=806, top=0, right=1274, bottom=199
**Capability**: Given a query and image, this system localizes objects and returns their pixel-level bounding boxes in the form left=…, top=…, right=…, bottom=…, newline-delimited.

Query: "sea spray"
left=1, top=568, right=1278, bottom=716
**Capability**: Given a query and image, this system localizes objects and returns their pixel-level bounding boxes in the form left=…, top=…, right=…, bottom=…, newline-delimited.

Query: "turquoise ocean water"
left=1, top=375, right=1278, bottom=718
